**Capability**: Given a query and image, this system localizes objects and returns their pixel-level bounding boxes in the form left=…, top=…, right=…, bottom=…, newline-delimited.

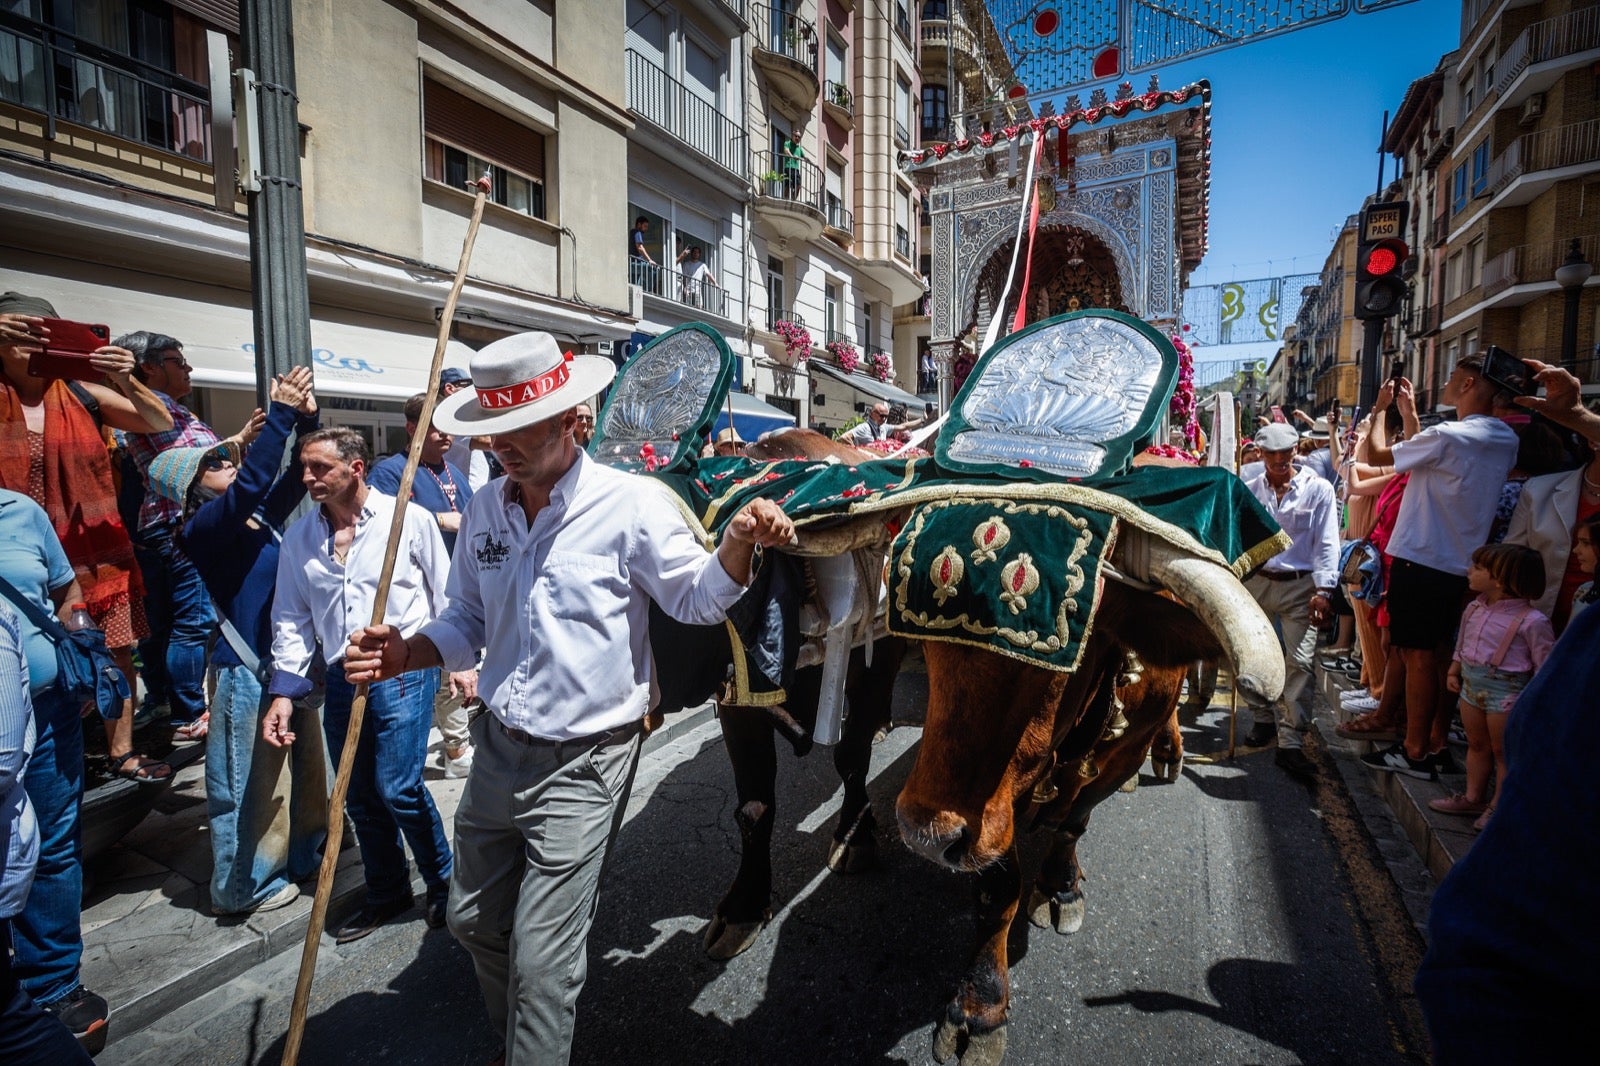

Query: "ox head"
left=895, top=582, right=1224, bottom=872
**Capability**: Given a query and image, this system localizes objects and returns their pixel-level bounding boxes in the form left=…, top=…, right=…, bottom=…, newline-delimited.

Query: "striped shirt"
left=124, top=391, right=221, bottom=530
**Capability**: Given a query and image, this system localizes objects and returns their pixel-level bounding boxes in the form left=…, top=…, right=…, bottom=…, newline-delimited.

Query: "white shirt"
left=446, top=436, right=494, bottom=492
left=269, top=489, right=451, bottom=696
left=1388, top=414, right=1520, bottom=575
left=420, top=449, right=747, bottom=741
left=1241, top=465, right=1341, bottom=590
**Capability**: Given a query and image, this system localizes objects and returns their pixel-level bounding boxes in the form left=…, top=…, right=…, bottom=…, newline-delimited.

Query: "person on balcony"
left=676, top=246, right=718, bottom=308
left=628, top=217, right=658, bottom=294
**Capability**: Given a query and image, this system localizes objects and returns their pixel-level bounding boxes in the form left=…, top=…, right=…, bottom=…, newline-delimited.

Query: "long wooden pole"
left=281, top=176, right=492, bottom=1066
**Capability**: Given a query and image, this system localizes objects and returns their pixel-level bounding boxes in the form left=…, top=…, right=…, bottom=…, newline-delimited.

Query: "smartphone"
left=1481, top=345, right=1535, bottom=396
left=27, top=349, right=108, bottom=382
left=1270, top=405, right=1286, bottom=423
left=1389, top=358, right=1405, bottom=390
left=38, top=318, right=111, bottom=356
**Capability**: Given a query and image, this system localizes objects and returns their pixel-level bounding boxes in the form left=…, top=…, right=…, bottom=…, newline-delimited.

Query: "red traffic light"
left=1361, top=238, right=1409, bottom=278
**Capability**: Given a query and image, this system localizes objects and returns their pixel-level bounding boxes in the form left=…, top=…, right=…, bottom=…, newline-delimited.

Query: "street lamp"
left=1554, top=237, right=1592, bottom=369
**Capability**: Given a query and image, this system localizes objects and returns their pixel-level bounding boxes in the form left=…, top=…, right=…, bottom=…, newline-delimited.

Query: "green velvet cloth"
left=656, top=456, right=1286, bottom=578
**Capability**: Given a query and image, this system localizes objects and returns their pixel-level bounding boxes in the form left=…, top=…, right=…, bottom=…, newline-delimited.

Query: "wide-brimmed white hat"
left=433, top=331, right=615, bottom=435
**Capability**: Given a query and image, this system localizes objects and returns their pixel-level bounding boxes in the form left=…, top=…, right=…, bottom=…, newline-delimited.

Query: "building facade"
left=1, top=0, right=637, bottom=455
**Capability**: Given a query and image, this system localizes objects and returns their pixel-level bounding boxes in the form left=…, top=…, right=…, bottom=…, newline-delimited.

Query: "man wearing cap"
left=712, top=426, right=744, bottom=457
left=343, top=332, right=794, bottom=1065
left=441, top=369, right=496, bottom=492
left=1294, top=409, right=1339, bottom=486
left=1240, top=421, right=1341, bottom=778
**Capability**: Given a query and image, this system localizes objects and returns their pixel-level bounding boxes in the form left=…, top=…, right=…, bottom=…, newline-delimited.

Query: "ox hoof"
left=1150, top=753, right=1183, bottom=782
left=702, top=912, right=769, bottom=961
left=1118, top=773, right=1139, bottom=793
left=933, top=1018, right=1008, bottom=1066
left=826, top=835, right=878, bottom=875
left=1027, top=886, right=1086, bottom=935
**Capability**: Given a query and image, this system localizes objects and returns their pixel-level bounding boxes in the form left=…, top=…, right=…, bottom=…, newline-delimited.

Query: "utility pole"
left=240, top=0, right=313, bottom=407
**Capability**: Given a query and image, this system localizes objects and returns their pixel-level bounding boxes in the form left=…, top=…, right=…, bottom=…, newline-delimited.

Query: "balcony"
left=753, top=150, right=825, bottom=241
left=1480, top=233, right=1600, bottom=304
left=1490, top=7, right=1600, bottom=107
left=753, top=9, right=819, bottom=112
left=823, top=193, right=854, bottom=243
left=629, top=259, right=733, bottom=321
left=1427, top=209, right=1450, bottom=248
left=822, top=80, right=853, bottom=127
left=0, top=10, right=214, bottom=163
left=625, top=50, right=747, bottom=182
left=920, top=18, right=982, bottom=81
left=1481, top=119, right=1600, bottom=209
left=895, top=225, right=911, bottom=260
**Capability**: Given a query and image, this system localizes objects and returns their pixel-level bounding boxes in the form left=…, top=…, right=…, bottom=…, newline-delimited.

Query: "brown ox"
left=897, top=580, right=1224, bottom=1065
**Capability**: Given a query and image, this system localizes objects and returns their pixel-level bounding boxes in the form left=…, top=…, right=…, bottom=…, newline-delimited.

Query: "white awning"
left=810, top=360, right=925, bottom=408
left=1, top=250, right=475, bottom=399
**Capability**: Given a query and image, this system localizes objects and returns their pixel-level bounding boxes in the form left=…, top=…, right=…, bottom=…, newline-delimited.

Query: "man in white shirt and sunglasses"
left=344, top=332, right=793, bottom=1065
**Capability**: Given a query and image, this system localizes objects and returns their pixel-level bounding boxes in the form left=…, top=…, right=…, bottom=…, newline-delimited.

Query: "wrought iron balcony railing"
left=625, top=49, right=747, bottom=180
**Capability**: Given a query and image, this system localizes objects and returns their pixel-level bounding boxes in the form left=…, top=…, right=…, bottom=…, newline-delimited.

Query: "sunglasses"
left=202, top=457, right=235, bottom=471
left=162, top=357, right=193, bottom=371
left=575, top=415, right=594, bottom=424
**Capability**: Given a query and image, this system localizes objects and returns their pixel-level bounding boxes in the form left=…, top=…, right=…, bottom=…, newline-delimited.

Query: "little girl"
left=1569, top=516, right=1600, bottom=625
left=1435, top=544, right=1554, bottom=831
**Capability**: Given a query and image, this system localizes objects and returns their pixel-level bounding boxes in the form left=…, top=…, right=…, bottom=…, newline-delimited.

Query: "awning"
left=810, top=360, right=925, bottom=409
left=711, top=391, right=797, bottom=441
left=1, top=250, right=476, bottom=400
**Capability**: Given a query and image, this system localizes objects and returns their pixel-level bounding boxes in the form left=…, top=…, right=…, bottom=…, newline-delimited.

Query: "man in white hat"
left=1239, top=421, right=1341, bottom=779
left=343, top=332, right=794, bottom=1065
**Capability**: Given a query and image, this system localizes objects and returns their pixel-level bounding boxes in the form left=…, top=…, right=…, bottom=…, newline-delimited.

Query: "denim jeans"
left=0, top=923, right=92, bottom=1065
left=207, top=666, right=330, bottom=913
left=134, top=524, right=214, bottom=725
left=11, top=688, right=84, bottom=1005
left=323, top=667, right=452, bottom=906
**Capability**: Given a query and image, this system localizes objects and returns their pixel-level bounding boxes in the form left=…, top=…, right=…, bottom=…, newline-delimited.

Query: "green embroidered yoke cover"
left=653, top=456, right=1288, bottom=673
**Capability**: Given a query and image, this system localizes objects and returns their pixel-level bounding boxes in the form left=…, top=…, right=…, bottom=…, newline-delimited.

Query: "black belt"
left=1258, top=568, right=1312, bottom=582
left=492, top=717, right=641, bottom=759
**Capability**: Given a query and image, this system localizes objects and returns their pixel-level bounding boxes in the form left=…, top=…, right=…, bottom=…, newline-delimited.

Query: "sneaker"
left=1244, top=722, right=1278, bottom=748
left=213, top=881, right=301, bottom=917
left=41, top=984, right=109, bottom=1053
left=442, top=746, right=474, bottom=780
left=1448, top=724, right=1469, bottom=747
left=1428, top=792, right=1488, bottom=816
left=1341, top=695, right=1381, bottom=713
left=1340, top=687, right=1370, bottom=701
left=1473, top=806, right=1495, bottom=832
left=1430, top=748, right=1464, bottom=776
left=132, top=701, right=171, bottom=730
left=1360, top=742, right=1437, bottom=780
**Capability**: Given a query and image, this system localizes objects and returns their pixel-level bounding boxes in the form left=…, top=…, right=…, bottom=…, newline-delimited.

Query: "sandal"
left=110, top=752, right=173, bottom=783
left=1335, top=714, right=1399, bottom=743
left=170, top=713, right=210, bottom=743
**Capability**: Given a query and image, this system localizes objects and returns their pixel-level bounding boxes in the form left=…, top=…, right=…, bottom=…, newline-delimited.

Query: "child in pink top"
left=1436, top=544, right=1555, bottom=830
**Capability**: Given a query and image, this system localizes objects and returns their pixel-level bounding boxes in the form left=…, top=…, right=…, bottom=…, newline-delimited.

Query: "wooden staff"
left=281, top=175, right=492, bottom=1066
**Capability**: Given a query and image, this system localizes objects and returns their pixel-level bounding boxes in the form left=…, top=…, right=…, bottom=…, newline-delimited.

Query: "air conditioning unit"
left=595, top=339, right=614, bottom=356
left=1519, top=93, right=1545, bottom=126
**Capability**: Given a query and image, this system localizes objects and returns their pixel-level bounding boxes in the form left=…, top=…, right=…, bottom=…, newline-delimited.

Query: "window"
left=923, top=0, right=949, bottom=17
left=895, top=187, right=911, bottom=258
left=1460, top=74, right=1475, bottom=120
left=424, top=80, right=547, bottom=219
left=921, top=83, right=948, bottom=141
left=825, top=282, right=840, bottom=340
left=826, top=30, right=847, bottom=87
left=1468, top=237, right=1484, bottom=290
left=1463, top=329, right=1479, bottom=357
left=1470, top=140, right=1490, bottom=196
left=766, top=256, right=785, bottom=331
left=825, top=158, right=847, bottom=229
left=1445, top=252, right=1464, bottom=301
left=1452, top=163, right=1469, bottom=215
left=894, top=73, right=911, bottom=146
left=895, top=1, right=911, bottom=40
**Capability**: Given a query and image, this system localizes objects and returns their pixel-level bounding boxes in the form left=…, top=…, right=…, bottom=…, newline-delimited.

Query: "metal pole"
left=1562, top=284, right=1583, bottom=368
left=1357, top=317, right=1383, bottom=411
left=241, top=0, right=313, bottom=409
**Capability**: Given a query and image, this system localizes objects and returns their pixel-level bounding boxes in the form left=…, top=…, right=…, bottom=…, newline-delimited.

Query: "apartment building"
left=1417, top=0, right=1600, bottom=403
left=1303, top=216, right=1363, bottom=412
left=0, top=0, right=636, bottom=454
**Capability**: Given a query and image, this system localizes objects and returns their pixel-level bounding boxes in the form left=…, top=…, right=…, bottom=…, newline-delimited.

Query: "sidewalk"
left=1314, top=661, right=1476, bottom=885
left=79, top=729, right=468, bottom=1045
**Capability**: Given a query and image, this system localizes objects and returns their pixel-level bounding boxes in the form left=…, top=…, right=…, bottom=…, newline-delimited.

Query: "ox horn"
left=1111, top=529, right=1285, bottom=705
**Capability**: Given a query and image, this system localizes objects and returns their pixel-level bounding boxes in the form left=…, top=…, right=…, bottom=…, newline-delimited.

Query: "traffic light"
left=1355, top=238, right=1409, bottom=319
left=1354, top=201, right=1411, bottom=321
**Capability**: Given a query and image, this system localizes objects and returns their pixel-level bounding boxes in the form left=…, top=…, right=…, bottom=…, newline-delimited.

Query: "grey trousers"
left=1245, top=573, right=1318, bottom=749
left=433, top=683, right=471, bottom=752
left=446, top=713, right=641, bottom=1066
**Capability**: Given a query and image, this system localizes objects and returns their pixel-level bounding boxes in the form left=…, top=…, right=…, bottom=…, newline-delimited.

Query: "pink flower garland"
left=1169, top=331, right=1199, bottom=450
left=868, top=350, right=893, bottom=382
left=826, top=339, right=860, bottom=374
left=774, top=319, right=812, bottom=364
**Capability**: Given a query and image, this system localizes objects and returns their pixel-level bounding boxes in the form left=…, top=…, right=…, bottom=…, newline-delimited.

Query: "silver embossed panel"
left=591, top=329, right=726, bottom=472
left=945, top=316, right=1166, bottom=477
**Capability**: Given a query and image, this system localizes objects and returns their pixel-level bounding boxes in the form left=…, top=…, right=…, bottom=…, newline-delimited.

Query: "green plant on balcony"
left=831, top=83, right=851, bottom=108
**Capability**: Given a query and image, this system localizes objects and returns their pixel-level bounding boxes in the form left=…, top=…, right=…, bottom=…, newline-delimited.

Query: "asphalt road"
left=101, top=655, right=1426, bottom=1066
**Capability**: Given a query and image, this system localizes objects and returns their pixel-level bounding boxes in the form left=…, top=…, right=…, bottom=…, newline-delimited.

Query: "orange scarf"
left=0, top=378, right=143, bottom=612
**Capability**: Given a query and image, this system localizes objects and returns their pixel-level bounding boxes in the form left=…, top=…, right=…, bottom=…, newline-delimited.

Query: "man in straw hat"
left=344, top=332, right=794, bottom=1064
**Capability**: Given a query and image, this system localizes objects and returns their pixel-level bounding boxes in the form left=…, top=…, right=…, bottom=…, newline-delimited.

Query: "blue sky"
left=1135, top=0, right=1463, bottom=364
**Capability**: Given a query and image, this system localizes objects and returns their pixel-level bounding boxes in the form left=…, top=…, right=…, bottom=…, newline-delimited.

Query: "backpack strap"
left=66, top=380, right=102, bottom=429
left=1490, top=604, right=1533, bottom=670
left=0, top=573, right=70, bottom=646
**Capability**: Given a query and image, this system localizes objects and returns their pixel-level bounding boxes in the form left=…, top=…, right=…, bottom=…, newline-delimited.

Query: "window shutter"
left=168, top=1, right=241, bottom=32
left=424, top=80, right=545, bottom=183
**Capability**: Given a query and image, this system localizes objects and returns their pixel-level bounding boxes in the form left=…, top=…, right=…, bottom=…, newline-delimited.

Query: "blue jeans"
left=133, top=524, right=214, bottom=725
left=12, top=688, right=84, bottom=1005
left=323, top=668, right=451, bottom=906
left=207, top=666, right=330, bottom=913
left=0, top=923, right=92, bottom=1065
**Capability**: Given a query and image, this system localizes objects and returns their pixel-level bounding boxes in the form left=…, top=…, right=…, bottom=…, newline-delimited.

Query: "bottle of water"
left=65, top=603, right=96, bottom=632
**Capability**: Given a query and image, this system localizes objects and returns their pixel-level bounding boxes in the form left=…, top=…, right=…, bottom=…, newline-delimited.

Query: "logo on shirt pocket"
left=474, top=530, right=511, bottom=570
